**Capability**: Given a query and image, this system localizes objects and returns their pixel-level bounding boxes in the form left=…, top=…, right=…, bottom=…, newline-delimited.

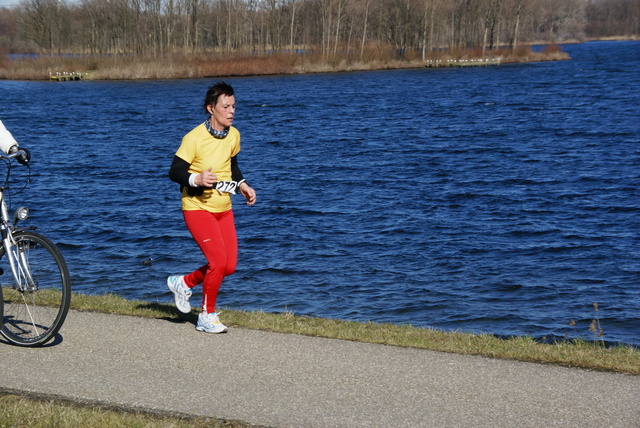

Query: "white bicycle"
left=0, top=149, right=71, bottom=346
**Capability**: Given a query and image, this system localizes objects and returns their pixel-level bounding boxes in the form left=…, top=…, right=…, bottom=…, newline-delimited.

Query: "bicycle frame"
left=0, top=166, right=34, bottom=292
left=0, top=161, right=35, bottom=291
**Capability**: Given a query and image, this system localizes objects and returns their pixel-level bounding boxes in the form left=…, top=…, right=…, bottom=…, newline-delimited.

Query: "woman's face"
left=209, top=94, right=236, bottom=130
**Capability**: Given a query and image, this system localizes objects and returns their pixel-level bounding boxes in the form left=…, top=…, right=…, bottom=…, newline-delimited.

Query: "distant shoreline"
left=1, top=45, right=571, bottom=81
left=3, top=38, right=636, bottom=81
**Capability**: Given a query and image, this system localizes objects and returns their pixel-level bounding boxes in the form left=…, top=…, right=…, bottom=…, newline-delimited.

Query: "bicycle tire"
left=0, top=231, right=71, bottom=346
left=0, top=283, right=3, bottom=333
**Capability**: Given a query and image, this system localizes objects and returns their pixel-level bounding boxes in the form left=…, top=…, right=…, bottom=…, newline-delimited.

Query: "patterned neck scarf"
left=204, top=118, right=229, bottom=139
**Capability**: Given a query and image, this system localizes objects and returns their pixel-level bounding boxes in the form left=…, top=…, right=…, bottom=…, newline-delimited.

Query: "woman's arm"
left=170, top=155, right=220, bottom=191
left=231, top=155, right=256, bottom=205
left=231, top=155, right=245, bottom=185
left=169, top=155, right=192, bottom=188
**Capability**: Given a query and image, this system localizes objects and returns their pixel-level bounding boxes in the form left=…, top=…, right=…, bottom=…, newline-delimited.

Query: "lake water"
left=1, top=41, right=638, bottom=346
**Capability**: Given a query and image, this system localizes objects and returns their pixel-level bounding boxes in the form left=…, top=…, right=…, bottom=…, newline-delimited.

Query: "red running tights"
left=182, top=209, right=237, bottom=314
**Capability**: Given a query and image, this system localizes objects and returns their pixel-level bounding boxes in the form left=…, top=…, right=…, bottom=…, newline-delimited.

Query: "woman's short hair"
left=203, top=82, right=235, bottom=114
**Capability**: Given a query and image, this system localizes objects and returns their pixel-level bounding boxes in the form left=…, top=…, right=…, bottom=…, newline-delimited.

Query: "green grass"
left=69, top=292, right=640, bottom=375
left=2, top=292, right=638, bottom=427
left=0, top=392, right=253, bottom=428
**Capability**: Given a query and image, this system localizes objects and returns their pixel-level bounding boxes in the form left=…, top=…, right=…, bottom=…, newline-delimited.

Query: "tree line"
left=0, top=0, right=638, bottom=57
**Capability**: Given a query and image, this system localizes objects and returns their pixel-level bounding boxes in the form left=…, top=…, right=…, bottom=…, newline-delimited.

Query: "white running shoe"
left=167, top=275, right=192, bottom=313
left=196, top=311, right=228, bottom=333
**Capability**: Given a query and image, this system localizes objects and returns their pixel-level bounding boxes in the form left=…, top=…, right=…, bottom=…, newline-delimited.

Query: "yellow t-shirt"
left=175, top=123, right=241, bottom=213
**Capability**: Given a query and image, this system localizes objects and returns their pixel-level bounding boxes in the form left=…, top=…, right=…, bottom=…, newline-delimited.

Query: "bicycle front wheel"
left=0, top=283, right=3, bottom=332
left=1, top=231, right=71, bottom=346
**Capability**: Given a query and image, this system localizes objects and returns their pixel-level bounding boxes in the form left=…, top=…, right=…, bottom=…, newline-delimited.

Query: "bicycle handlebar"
left=1, top=148, right=31, bottom=165
left=0, top=121, right=29, bottom=165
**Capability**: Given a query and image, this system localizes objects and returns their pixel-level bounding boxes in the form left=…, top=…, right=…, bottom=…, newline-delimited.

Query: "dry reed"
left=0, top=45, right=570, bottom=81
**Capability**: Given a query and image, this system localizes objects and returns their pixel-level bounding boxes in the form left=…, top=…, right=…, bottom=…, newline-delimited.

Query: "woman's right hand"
left=195, top=168, right=218, bottom=187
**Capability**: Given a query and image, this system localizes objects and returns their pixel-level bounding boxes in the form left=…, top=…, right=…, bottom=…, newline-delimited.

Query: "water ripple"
left=1, top=41, right=638, bottom=346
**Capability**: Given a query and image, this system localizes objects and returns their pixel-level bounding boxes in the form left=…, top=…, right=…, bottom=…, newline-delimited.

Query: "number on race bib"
left=215, top=180, right=238, bottom=194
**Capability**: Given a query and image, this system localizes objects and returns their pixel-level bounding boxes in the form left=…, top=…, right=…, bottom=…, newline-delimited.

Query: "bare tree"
left=7, top=0, right=634, bottom=58
left=286, top=0, right=298, bottom=54
left=333, top=0, right=346, bottom=55
left=21, top=0, right=62, bottom=53
left=359, top=0, right=370, bottom=58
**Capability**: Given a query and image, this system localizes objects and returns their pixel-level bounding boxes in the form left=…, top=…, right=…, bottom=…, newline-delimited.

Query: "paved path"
left=1, top=310, right=639, bottom=427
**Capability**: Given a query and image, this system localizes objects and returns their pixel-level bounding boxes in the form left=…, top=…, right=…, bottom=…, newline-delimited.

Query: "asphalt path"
left=1, top=310, right=639, bottom=427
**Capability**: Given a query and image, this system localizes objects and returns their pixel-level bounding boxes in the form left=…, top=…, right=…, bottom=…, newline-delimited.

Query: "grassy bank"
left=70, top=292, right=639, bottom=375
left=0, top=392, right=247, bottom=428
left=2, top=292, right=637, bottom=427
left=0, top=45, right=569, bottom=81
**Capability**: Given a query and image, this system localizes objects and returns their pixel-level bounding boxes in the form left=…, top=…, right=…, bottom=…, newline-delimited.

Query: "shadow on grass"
left=135, top=302, right=198, bottom=325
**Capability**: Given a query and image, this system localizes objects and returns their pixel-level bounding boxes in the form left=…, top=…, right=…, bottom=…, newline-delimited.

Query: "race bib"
left=215, top=180, right=238, bottom=195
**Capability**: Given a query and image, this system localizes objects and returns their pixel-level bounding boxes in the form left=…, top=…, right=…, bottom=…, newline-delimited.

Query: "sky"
left=0, top=0, right=19, bottom=7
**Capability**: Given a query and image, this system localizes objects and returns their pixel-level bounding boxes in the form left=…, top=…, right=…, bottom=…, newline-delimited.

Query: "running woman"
left=168, top=82, right=256, bottom=333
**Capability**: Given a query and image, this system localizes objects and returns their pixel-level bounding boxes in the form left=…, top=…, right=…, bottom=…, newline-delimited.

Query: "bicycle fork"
left=1, top=225, right=36, bottom=293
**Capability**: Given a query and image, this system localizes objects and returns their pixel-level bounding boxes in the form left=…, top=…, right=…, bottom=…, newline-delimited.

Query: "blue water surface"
left=1, top=41, right=638, bottom=345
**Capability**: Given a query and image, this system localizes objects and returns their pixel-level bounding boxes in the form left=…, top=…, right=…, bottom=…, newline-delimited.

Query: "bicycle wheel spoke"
left=1, top=231, right=70, bottom=346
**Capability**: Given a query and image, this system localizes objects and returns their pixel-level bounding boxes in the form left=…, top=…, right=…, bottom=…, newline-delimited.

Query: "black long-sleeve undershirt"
left=168, top=156, right=192, bottom=188
left=169, top=155, right=246, bottom=190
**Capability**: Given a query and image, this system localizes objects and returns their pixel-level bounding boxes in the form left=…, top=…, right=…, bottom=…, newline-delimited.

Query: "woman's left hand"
left=239, top=182, right=257, bottom=205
